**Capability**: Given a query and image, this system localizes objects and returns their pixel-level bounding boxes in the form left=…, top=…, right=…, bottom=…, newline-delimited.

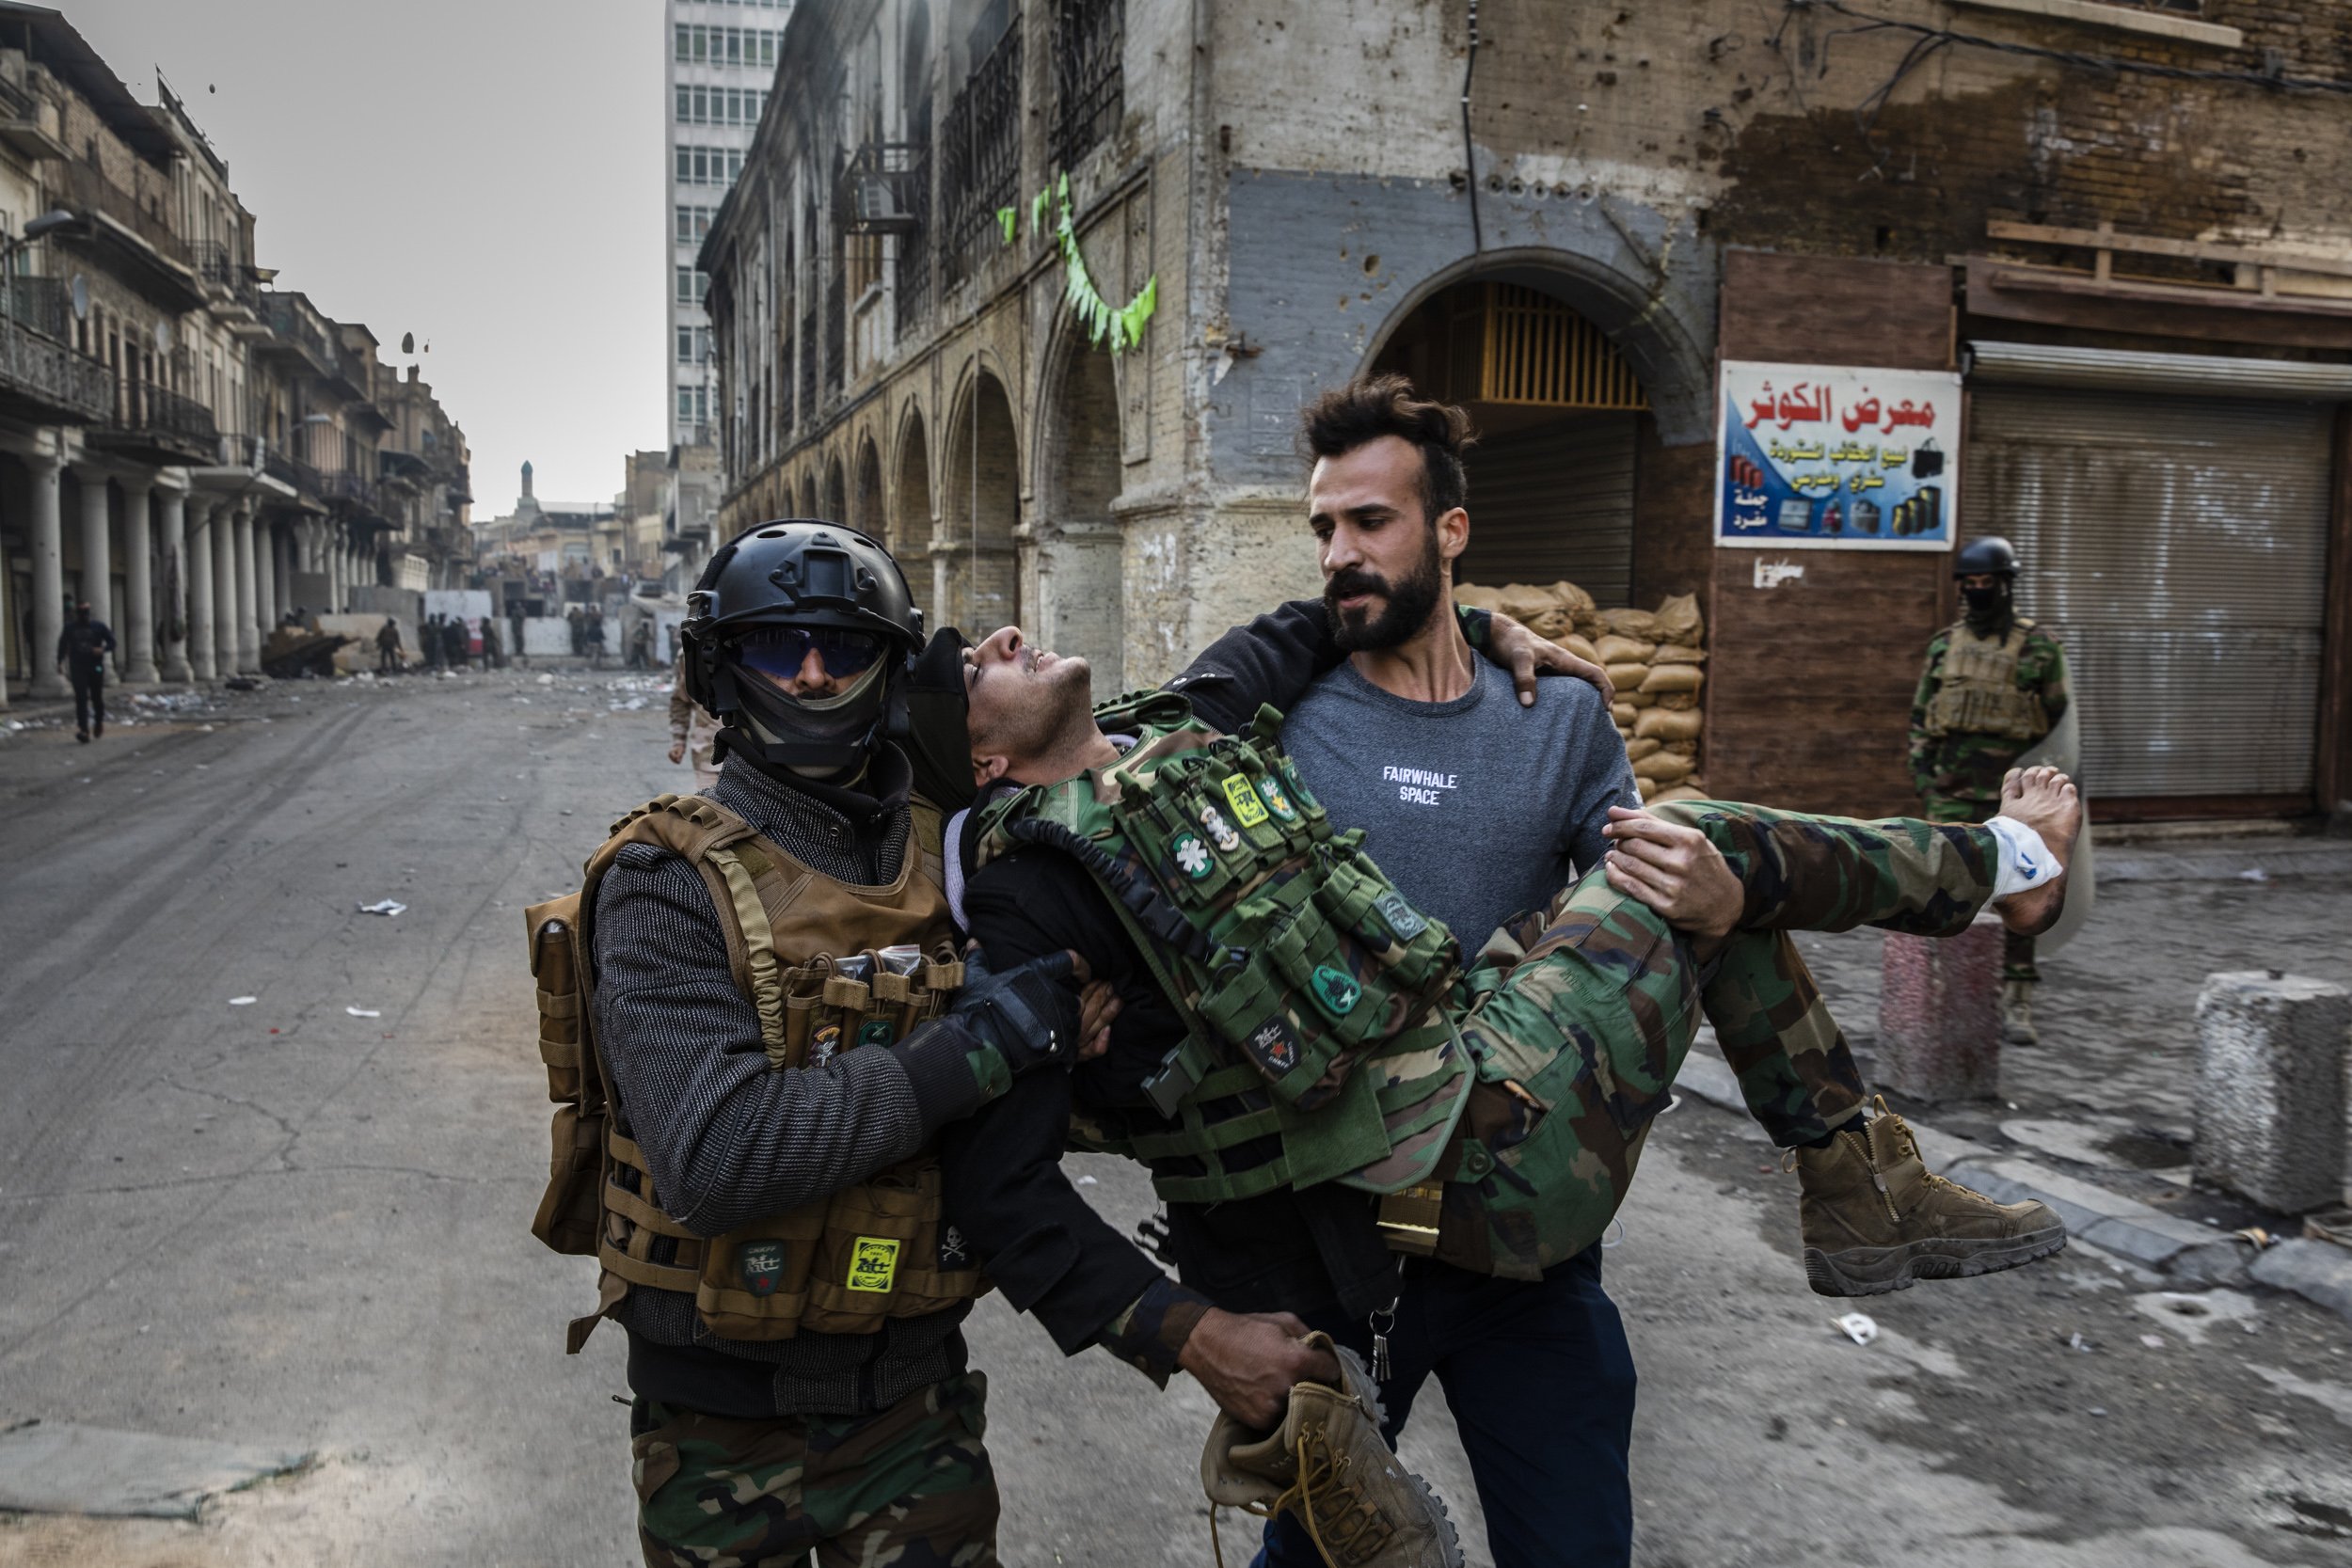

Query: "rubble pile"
left=1456, top=580, right=1708, bottom=804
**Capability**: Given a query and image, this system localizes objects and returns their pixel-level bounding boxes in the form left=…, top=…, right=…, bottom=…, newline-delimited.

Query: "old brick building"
left=703, top=0, right=2352, bottom=822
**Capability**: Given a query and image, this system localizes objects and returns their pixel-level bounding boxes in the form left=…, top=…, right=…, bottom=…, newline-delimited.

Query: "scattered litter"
left=1076, top=1175, right=1098, bottom=1186
left=1658, top=1093, right=1684, bottom=1117
left=2066, top=1331, right=2094, bottom=1354
left=536, top=673, right=554, bottom=686
left=2236, top=1227, right=2274, bottom=1250
left=2237, top=867, right=2271, bottom=882
left=1835, top=1313, right=1878, bottom=1346
left=358, top=899, right=407, bottom=917
left=222, top=677, right=261, bottom=691
left=2088, top=1406, right=2108, bottom=1418
left=2139, top=1334, right=2167, bottom=1350
left=229, top=996, right=257, bottom=1006
left=609, top=696, right=650, bottom=711
left=345, top=1006, right=381, bottom=1019
left=2304, top=1208, right=2352, bottom=1248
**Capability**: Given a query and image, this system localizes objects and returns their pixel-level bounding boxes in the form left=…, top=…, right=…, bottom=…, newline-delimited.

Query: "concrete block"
left=2193, top=972, right=2350, bottom=1213
left=2249, top=1238, right=2352, bottom=1324
left=1876, top=919, right=2004, bottom=1101
left=2074, top=1212, right=2216, bottom=1270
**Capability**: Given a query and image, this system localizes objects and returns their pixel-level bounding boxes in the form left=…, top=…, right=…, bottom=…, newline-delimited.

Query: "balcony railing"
left=892, top=145, right=933, bottom=336
left=2, top=275, right=75, bottom=341
left=941, top=16, right=1023, bottom=290
left=321, top=467, right=377, bottom=508
left=824, top=266, right=845, bottom=398
left=262, top=294, right=339, bottom=374
left=190, top=242, right=259, bottom=309
left=108, top=377, right=217, bottom=447
left=266, top=449, right=323, bottom=498
left=1052, top=0, right=1123, bottom=169
left=51, top=157, right=189, bottom=269
left=0, top=307, right=108, bottom=422
left=798, top=308, right=817, bottom=427
left=838, top=142, right=928, bottom=238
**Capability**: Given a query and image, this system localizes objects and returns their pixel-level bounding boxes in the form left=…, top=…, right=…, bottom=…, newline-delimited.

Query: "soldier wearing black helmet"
left=1910, top=536, right=2070, bottom=1043
left=575, top=520, right=1099, bottom=1567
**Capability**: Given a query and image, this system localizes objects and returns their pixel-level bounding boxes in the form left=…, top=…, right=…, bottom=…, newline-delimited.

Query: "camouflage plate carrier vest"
left=1923, top=619, right=2048, bottom=742
left=971, top=693, right=1474, bottom=1226
left=526, top=792, right=985, bottom=1351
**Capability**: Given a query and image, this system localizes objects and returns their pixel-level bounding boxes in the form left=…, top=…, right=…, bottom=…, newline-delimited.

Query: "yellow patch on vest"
left=1221, top=774, right=1270, bottom=828
left=846, top=1237, right=900, bottom=1292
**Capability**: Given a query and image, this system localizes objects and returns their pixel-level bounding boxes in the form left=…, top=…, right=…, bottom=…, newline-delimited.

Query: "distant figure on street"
left=375, top=617, right=404, bottom=674
left=479, top=615, right=502, bottom=671
left=56, top=600, right=114, bottom=743
left=421, top=612, right=443, bottom=671
left=441, top=613, right=469, bottom=672
left=665, top=643, right=721, bottom=791
left=508, top=601, right=526, bottom=668
left=566, top=604, right=585, bottom=658
left=584, top=605, right=606, bottom=668
left=283, top=606, right=307, bottom=630
left=1912, top=535, right=2070, bottom=1045
left=627, top=618, right=652, bottom=671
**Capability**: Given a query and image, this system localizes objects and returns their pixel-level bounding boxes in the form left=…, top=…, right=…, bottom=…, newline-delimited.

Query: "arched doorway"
left=893, top=408, right=933, bottom=619
left=799, top=471, right=819, bottom=519
left=852, top=437, right=884, bottom=545
left=940, top=368, right=1019, bottom=636
left=822, top=454, right=847, bottom=523
left=1035, top=333, right=1124, bottom=689
left=1369, top=277, right=1652, bottom=606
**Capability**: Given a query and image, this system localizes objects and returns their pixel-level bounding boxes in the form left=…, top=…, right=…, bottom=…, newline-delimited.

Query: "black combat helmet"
left=682, top=520, right=924, bottom=775
left=1953, top=536, right=2020, bottom=578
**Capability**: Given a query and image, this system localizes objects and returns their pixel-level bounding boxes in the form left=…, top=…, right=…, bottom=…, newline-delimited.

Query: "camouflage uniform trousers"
left=1920, top=791, right=2037, bottom=983
left=630, top=1371, right=998, bottom=1568
left=1441, top=800, right=1999, bottom=1276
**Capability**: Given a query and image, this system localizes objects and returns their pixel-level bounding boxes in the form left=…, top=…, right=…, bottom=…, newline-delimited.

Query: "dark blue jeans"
left=1253, top=1244, right=1635, bottom=1568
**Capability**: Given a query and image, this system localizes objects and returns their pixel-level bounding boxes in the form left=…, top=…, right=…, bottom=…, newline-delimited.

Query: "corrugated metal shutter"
left=1962, top=387, right=2333, bottom=800
left=1455, top=414, right=1636, bottom=606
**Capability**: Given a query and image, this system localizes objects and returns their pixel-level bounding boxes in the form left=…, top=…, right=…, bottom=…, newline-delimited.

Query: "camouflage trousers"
left=630, top=1371, right=998, bottom=1568
left=1922, top=792, right=2037, bottom=982
left=1438, top=801, right=1999, bottom=1279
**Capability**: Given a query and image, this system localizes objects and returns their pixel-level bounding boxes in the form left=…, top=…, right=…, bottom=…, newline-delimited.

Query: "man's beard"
left=1325, top=531, right=1445, bottom=653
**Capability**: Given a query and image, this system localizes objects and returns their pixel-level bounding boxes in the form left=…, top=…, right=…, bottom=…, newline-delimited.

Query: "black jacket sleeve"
left=935, top=847, right=1206, bottom=1367
left=1165, top=598, right=1501, bottom=733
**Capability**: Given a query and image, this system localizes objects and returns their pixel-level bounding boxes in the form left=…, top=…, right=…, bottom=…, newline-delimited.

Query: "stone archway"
left=892, top=406, right=933, bottom=620
left=822, top=453, right=847, bottom=523
left=852, top=436, right=884, bottom=546
left=939, top=367, right=1018, bottom=637
left=799, top=471, right=819, bottom=519
left=1033, top=329, right=1125, bottom=689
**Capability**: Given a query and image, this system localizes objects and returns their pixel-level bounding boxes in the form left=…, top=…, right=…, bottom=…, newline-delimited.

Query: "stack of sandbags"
left=1458, top=582, right=1709, bottom=802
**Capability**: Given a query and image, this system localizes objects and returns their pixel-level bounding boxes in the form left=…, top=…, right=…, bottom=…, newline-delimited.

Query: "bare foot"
left=1991, top=766, right=2080, bottom=936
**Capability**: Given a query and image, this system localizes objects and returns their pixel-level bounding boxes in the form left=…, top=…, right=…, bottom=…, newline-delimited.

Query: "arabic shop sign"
left=1714, top=361, right=1960, bottom=552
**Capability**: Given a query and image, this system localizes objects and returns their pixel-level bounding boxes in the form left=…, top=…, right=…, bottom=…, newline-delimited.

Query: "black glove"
left=950, top=948, right=1085, bottom=1077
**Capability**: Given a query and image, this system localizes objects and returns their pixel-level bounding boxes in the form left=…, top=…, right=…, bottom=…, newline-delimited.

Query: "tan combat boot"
left=1200, top=1332, right=1464, bottom=1568
left=1794, top=1098, right=2066, bottom=1297
left=2002, top=979, right=2041, bottom=1046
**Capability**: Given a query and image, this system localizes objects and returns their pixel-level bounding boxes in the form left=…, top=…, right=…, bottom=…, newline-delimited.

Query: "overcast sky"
left=73, top=0, right=665, bottom=513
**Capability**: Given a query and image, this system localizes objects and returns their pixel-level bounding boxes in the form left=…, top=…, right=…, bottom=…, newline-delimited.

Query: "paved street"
left=3, top=673, right=2350, bottom=1567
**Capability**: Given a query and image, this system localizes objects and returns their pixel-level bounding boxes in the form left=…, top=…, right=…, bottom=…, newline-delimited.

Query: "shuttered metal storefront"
left=1454, top=413, right=1637, bottom=606
left=1962, top=387, right=2333, bottom=800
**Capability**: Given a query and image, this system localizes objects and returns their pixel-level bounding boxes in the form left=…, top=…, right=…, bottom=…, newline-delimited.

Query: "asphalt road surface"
left=2, top=671, right=2348, bottom=1567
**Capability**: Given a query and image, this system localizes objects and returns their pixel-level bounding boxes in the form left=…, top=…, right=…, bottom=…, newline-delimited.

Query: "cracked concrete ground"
left=2, top=671, right=2346, bottom=1566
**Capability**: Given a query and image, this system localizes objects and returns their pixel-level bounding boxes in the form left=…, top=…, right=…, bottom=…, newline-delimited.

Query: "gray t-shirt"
left=1280, top=660, right=1639, bottom=947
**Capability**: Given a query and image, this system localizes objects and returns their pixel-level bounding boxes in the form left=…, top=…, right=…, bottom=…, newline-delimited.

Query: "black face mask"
left=1962, top=581, right=2011, bottom=629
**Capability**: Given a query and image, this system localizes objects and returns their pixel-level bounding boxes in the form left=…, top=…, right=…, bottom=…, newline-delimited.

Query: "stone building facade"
left=0, top=5, right=469, bottom=704
left=703, top=0, right=2352, bottom=821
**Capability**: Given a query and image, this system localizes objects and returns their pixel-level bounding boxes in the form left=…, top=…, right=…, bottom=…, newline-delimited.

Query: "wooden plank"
left=1721, top=250, right=1955, bottom=372
left=1984, top=264, right=2352, bottom=320
left=1963, top=258, right=2352, bottom=350
left=1703, top=547, right=1944, bottom=818
left=1986, top=218, right=2352, bottom=283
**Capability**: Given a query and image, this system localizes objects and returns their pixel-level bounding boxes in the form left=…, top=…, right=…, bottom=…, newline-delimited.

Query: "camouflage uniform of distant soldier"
left=1910, top=535, right=2067, bottom=1044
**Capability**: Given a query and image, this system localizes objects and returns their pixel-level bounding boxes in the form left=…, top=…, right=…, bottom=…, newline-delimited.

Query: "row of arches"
left=735, top=334, right=1124, bottom=686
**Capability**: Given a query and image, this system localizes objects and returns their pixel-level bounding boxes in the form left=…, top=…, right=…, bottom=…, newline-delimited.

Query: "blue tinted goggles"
left=731, top=626, right=888, bottom=681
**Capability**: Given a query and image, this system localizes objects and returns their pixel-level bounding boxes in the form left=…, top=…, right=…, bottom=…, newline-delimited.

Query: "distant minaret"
left=520, top=460, right=534, bottom=501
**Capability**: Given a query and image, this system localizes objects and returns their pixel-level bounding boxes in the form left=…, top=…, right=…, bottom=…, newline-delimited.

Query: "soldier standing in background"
left=664, top=641, right=720, bottom=791
left=1911, top=536, right=2070, bottom=1044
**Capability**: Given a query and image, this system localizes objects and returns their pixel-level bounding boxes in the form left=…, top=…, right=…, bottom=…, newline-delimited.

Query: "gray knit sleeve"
left=591, top=844, right=930, bottom=1236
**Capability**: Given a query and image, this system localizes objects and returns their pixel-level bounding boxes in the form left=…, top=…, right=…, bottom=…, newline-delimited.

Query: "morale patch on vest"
left=1173, top=832, right=1213, bottom=879
left=937, top=1224, right=971, bottom=1271
left=811, top=1024, right=842, bottom=1065
left=847, top=1236, right=900, bottom=1292
left=1246, top=1014, right=1299, bottom=1075
left=1374, top=891, right=1429, bottom=942
left=1256, top=774, right=1299, bottom=822
left=1279, top=761, right=1320, bottom=814
left=1199, top=803, right=1242, bottom=853
left=857, top=1020, right=896, bottom=1050
left=1222, top=774, right=1270, bottom=829
left=739, top=1240, right=787, bottom=1297
left=1311, top=964, right=1362, bottom=1017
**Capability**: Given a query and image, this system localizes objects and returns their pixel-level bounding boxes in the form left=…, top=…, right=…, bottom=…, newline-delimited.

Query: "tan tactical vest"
left=527, top=792, right=982, bottom=1352
left=1922, top=620, right=2048, bottom=743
